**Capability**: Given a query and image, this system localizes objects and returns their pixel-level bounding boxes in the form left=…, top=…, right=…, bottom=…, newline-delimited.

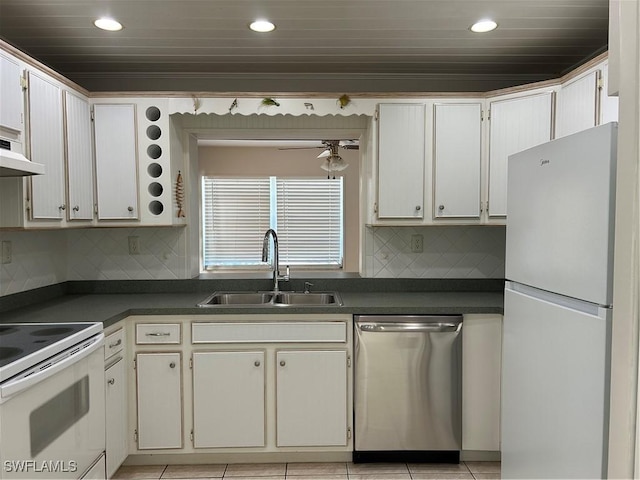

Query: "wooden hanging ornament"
left=176, top=170, right=185, bottom=218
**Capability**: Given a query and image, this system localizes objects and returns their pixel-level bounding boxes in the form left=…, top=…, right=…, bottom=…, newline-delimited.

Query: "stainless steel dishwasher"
left=354, top=315, right=463, bottom=463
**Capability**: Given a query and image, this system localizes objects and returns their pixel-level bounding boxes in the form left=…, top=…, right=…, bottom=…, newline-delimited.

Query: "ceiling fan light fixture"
left=249, top=19, right=276, bottom=33
left=470, top=19, right=498, bottom=33
left=93, top=17, right=123, bottom=31
left=320, top=154, right=349, bottom=173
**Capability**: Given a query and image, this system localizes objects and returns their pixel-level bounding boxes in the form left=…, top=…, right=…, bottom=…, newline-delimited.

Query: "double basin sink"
left=198, top=291, right=343, bottom=307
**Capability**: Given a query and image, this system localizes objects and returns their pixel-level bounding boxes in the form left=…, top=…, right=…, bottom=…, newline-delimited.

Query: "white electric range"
left=0, top=323, right=106, bottom=479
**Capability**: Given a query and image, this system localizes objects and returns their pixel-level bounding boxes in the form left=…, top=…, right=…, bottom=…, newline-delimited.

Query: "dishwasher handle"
left=357, top=321, right=461, bottom=333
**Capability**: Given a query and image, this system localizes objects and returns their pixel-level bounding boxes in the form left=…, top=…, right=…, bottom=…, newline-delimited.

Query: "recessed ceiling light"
left=470, top=19, right=498, bottom=33
left=249, top=19, right=276, bottom=33
left=94, top=17, right=123, bottom=31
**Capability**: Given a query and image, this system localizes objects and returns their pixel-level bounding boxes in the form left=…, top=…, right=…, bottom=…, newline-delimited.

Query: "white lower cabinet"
left=462, top=314, right=502, bottom=451
left=135, top=352, right=182, bottom=450
left=276, top=350, right=348, bottom=447
left=192, top=351, right=265, bottom=448
left=105, top=358, right=127, bottom=478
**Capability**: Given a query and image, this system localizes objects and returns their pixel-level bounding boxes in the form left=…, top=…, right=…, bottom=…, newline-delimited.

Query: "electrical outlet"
left=411, top=234, right=423, bottom=253
left=1, top=241, right=12, bottom=264
left=128, top=236, right=140, bottom=255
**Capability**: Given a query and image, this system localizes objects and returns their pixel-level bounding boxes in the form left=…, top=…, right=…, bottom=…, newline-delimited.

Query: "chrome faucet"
left=262, top=229, right=289, bottom=292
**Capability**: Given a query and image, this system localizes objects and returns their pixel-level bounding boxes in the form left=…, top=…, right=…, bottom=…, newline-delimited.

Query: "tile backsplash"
left=66, top=228, right=188, bottom=281
left=364, top=225, right=505, bottom=278
left=0, top=230, right=68, bottom=296
left=0, top=228, right=188, bottom=296
left=1, top=225, right=505, bottom=296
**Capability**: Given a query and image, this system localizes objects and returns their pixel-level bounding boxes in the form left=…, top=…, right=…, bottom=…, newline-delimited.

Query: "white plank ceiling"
left=0, top=0, right=609, bottom=92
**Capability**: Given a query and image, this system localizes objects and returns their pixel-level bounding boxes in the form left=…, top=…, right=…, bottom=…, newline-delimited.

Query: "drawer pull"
left=109, top=339, right=122, bottom=348
left=146, top=332, right=171, bottom=337
left=169, top=362, right=176, bottom=369
left=254, top=360, right=261, bottom=367
left=107, top=378, right=115, bottom=385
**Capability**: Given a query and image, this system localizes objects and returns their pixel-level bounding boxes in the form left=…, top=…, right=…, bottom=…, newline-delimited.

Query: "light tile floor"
left=113, top=461, right=500, bottom=480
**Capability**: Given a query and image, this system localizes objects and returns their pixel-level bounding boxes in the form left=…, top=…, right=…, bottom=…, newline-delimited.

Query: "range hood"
left=0, top=138, right=44, bottom=177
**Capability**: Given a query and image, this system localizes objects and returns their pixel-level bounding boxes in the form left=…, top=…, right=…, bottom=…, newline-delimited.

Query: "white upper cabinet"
left=27, top=71, right=65, bottom=220
left=488, top=92, right=554, bottom=218
left=93, top=103, right=139, bottom=220
left=377, top=103, right=426, bottom=219
left=433, top=103, right=482, bottom=219
left=556, top=71, right=598, bottom=138
left=64, top=91, right=94, bottom=221
left=0, top=54, right=23, bottom=133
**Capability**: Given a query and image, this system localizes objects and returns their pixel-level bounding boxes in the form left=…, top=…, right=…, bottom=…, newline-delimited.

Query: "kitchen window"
left=202, top=176, right=344, bottom=269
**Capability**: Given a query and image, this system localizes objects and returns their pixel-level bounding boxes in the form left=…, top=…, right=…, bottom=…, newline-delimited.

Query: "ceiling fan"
left=280, top=140, right=358, bottom=177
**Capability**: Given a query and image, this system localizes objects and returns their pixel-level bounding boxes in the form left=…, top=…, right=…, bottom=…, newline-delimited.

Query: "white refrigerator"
left=502, top=122, right=617, bottom=479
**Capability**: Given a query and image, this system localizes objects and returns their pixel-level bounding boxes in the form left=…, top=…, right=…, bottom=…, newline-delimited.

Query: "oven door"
left=0, top=336, right=105, bottom=479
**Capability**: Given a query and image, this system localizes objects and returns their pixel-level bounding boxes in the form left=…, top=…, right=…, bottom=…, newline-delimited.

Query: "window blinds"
left=202, top=177, right=343, bottom=269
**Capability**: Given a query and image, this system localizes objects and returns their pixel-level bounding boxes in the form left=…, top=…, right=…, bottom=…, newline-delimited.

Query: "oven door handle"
left=0, top=334, right=104, bottom=402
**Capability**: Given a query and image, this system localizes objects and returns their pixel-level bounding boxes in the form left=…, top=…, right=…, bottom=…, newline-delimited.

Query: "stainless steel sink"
left=273, top=292, right=342, bottom=306
left=197, top=291, right=342, bottom=307
left=197, top=292, right=274, bottom=307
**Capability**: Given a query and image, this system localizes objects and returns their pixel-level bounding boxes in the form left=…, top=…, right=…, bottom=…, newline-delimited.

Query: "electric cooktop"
left=0, top=322, right=103, bottom=382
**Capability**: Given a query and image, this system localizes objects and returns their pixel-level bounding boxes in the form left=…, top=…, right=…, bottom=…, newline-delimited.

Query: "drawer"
left=192, top=322, right=347, bottom=344
left=136, top=323, right=181, bottom=344
left=104, top=328, right=124, bottom=360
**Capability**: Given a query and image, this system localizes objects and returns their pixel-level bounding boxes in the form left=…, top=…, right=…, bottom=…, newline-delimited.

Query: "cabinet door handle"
left=107, top=378, right=115, bottom=385
left=169, top=362, right=176, bottom=369
left=109, top=339, right=122, bottom=348
left=146, top=332, right=170, bottom=337
left=127, top=206, right=134, bottom=212
left=438, top=204, right=445, bottom=211
left=73, top=205, right=80, bottom=212
left=254, top=360, right=261, bottom=367
left=59, top=204, right=66, bottom=211
left=415, top=205, right=421, bottom=211
left=280, top=360, right=286, bottom=367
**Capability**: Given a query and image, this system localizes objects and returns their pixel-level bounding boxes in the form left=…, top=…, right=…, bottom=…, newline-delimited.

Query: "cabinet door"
left=488, top=92, right=553, bottom=218
left=94, top=104, right=139, bottom=220
left=64, top=91, right=94, bottom=220
left=433, top=103, right=482, bottom=218
left=105, top=357, right=127, bottom=478
left=192, top=351, right=265, bottom=448
left=276, top=350, right=347, bottom=447
left=556, top=71, right=598, bottom=138
left=377, top=103, right=425, bottom=219
left=136, top=352, right=182, bottom=449
left=462, top=314, right=502, bottom=451
left=27, top=71, right=65, bottom=220
left=0, top=54, right=23, bottom=132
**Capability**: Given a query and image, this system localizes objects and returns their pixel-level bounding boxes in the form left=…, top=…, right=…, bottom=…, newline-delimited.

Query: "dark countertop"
left=0, top=287, right=504, bottom=329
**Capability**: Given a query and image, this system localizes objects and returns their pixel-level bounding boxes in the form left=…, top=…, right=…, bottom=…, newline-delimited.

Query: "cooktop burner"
left=0, top=347, right=23, bottom=361
left=0, top=323, right=102, bottom=378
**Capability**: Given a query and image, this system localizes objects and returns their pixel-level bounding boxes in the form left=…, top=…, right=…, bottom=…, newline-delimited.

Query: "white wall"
left=607, top=0, right=640, bottom=476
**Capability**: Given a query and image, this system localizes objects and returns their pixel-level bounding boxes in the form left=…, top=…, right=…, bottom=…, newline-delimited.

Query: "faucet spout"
left=262, top=229, right=289, bottom=292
